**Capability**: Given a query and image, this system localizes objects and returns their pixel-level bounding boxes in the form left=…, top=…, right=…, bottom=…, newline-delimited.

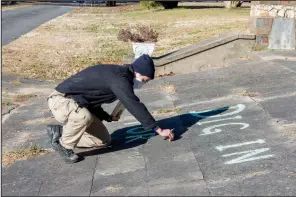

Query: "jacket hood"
left=130, top=55, right=155, bottom=79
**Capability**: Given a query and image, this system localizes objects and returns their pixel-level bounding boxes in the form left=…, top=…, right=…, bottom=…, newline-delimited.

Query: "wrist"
left=153, top=126, right=162, bottom=133
left=106, top=115, right=112, bottom=122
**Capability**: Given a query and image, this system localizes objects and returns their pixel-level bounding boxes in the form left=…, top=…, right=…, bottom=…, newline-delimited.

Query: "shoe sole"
left=65, top=158, right=81, bottom=164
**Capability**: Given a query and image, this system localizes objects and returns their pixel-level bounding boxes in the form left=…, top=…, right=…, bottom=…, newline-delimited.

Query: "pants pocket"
left=49, top=96, right=73, bottom=124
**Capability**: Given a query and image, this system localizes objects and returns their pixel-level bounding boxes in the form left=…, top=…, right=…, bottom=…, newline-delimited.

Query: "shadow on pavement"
left=77, top=106, right=229, bottom=157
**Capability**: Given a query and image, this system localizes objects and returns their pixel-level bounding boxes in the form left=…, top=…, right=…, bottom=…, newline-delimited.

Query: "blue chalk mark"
left=189, top=106, right=229, bottom=118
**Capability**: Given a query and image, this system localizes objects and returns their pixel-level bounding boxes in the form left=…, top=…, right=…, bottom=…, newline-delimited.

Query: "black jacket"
left=55, top=61, right=158, bottom=130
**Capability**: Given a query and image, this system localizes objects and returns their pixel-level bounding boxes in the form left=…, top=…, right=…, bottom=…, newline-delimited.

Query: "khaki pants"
left=48, top=90, right=111, bottom=150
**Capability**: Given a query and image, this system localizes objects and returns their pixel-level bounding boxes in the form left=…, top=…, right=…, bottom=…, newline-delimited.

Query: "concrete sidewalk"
left=2, top=50, right=296, bottom=196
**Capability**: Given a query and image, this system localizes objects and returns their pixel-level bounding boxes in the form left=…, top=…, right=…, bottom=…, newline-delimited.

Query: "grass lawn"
left=2, top=2, right=250, bottom=80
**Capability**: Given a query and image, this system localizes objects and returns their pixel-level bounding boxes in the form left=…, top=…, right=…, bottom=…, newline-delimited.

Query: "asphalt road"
left=2, top=5, right=75, bottom=45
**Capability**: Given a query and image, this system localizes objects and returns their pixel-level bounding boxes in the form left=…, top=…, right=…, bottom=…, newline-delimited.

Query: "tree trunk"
left=106, top=1, right=116, bottom=7
left=224, top=1, right=243, bottom=8
left=157, top=1, right=178, bottom=9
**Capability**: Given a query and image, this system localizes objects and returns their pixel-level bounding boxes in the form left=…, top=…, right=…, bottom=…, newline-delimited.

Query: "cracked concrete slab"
left=2, top=96, right=56, bottom=152
left=272, top=59, right=296, bottom=73
left=2, top=51, right=296, bottom=196
left=95, top=147, right=145, bottom=176
left=2, top=152, right=96, bottom=196
left=149, top=180, right=210, bottom=196
left=258, top=94, right=296, bottom=123
left=91, top=168, right=148, bottom=196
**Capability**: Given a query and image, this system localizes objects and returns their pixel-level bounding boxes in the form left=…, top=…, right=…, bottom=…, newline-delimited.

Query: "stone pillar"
left=249, top=1, right=296, bottom=49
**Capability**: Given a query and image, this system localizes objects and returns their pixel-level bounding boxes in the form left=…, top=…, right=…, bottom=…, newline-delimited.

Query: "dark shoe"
left=55, top=143, right=81, bottom=164
left=46, top=124, right=63, bottom=149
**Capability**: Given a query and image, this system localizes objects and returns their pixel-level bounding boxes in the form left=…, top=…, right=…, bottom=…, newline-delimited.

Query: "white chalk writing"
left=216, top=139, right=266, bottom=151
left=222, top=148, right=274, bottom=165
left=200, top=122, right=249, bottom=136
left=197, top=115, right=242, bottom=125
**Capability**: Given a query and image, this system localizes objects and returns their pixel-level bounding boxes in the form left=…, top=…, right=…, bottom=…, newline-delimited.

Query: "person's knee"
left=75, top=108, right=93, bottom=127
left=104, top=135, right=112, bottom=146
left=83, top=112, right=93, bottom=126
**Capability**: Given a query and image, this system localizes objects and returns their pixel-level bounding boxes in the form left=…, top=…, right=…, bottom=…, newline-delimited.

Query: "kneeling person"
left=47, top=55, right=174, bottom=163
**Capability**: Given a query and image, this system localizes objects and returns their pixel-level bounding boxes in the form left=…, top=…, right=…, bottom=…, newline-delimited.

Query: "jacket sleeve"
left=110, top=79, right=158, bottom=131
left=89, top=105, right=111, bottom=122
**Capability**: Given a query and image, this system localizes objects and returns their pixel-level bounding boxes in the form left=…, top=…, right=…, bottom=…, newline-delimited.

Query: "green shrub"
left=140, top=1, right=162, bottom=10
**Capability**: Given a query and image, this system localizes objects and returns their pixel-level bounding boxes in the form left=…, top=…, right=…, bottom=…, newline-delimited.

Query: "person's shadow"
left=77, top=106, right=229, bottom=157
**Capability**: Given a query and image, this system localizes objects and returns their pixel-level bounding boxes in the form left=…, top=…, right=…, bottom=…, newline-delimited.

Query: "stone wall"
left=249, top=1, right=296, bottom=49
left=251, top=2, right=296, bottom=18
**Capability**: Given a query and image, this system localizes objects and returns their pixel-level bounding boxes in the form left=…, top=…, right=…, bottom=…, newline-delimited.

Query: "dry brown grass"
left=2, top=2, right=250, bottom=80
left=2, top=144, right=52, bottom=167
left=1, top=3, right=32, bottom=11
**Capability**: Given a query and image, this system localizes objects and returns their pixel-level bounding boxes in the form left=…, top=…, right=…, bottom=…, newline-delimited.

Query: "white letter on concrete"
left=216, top=139, right=266, bottom=152
left=197, top=115, right=242, bottom=125
left=200, top=122, right=249, bottom=136
left=222, top=148, right=274, bottom=165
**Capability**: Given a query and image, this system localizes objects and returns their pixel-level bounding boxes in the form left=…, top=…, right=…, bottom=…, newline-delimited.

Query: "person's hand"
left=111, top=115, right=120, bottom=121
left=155, top=128, right=174, bottom=141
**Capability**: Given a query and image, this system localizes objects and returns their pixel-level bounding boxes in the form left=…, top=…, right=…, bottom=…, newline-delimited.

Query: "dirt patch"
left=233, top=89, right=259, bottom=97
left=246, top=170, right=270, bottom=178
left=8, top=78, right=23, bottom=87
left=2, top=132, right=33, bottom=151
left=156, top=83, right=177, bottom=94
left=155, top=72, right=176, bottom=78
left=252, top=44, right=267, bottom=52
left=2, top=3, right=249, bottom=80
left=2, top=93, right=37, bottom=104
left=13, top=94, right=37, bottom=103
left=270, top=119, right=296, bottom=140
left=24, top=117, right=55, bottom=125
left=2, top=144, right=52, bottom=167
left=280, top=124, right=296, bottom=140
left=240, top=91, right=259, bottom=97
left=2, top=93, right=37, bottom=115
left=152, top=107, right=180, bottom=115
left=105, top=185, right=124, bottom=192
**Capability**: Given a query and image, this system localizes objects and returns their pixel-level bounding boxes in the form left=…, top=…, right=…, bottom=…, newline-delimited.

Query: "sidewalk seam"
left=143, top=150, right=150, bottom=196
left=249, top=96, right=272, bottom=120
left=272, top=60, right=296, bottom=75
left=88, top=156, right=99, bottom=196
left=2, top=105, right=21, bottom=123
left=191, top=148, right=213, bottom=196
left=38, top=181, right=44, bottom=195
left=163, top=77, right=213, bottom=196
left=162, top=78, right=177, bottom=109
